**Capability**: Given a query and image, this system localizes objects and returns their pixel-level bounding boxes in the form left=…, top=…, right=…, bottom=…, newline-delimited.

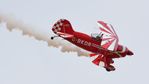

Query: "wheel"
left=106, top=68, right=111, bottom=72
left=51, top=37, right=54, bottom=40
left=105, top=65, right=115, bottom=72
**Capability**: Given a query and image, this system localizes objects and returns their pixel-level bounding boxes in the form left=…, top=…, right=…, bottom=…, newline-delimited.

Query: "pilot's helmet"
left=98, top=33, right=103, bottom=38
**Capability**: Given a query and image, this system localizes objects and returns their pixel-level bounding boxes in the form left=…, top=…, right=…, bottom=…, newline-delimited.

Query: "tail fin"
left=52, top=19, right=74, bottom=35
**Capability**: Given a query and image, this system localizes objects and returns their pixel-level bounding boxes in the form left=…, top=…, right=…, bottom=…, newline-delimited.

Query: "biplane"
left=51, top=19, right=133, bottom=71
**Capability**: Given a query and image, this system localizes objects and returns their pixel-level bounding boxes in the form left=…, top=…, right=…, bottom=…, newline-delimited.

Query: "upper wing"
left=97, top=21, right=119, bottom=51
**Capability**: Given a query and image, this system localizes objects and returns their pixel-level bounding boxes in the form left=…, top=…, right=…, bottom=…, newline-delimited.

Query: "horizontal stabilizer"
left=57, top=32, right=74, bottom=38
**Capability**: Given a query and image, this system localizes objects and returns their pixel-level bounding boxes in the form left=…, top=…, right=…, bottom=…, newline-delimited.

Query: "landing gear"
left=51, top=37, right=54, bottom=40
left=51, top=36, right=58, bottom=40
left=105, top=65, right=115, bottom=72
left=110, top=59, right=114, bottom=64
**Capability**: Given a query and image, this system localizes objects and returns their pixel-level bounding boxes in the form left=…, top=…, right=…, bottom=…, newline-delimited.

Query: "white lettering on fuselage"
left=77, top=38, right=99, bottom=48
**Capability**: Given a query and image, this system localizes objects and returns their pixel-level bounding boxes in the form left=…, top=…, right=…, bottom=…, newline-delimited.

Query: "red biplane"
left=51, top=19, right=133, bottom=72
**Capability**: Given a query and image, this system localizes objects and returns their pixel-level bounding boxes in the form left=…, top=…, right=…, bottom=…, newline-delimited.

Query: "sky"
left=0, top=0, right=149, bottom=84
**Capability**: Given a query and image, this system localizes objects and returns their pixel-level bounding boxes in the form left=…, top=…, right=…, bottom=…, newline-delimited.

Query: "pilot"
left=95, top=33, right=103, bottom=42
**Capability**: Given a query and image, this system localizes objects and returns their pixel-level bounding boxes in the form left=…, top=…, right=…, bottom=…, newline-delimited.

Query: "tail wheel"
left=51, top=37, right=54, bottom=40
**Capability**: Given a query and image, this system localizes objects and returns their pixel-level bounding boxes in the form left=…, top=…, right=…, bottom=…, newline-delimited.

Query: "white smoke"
left=0, top=14, right=89, bottom=56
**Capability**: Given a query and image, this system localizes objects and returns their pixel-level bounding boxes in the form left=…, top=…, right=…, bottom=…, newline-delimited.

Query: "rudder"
left=52, top=19, right=74, bottom=35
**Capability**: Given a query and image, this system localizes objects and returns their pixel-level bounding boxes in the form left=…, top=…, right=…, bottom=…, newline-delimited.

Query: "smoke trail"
left=0, top=14, right=89, bottom=56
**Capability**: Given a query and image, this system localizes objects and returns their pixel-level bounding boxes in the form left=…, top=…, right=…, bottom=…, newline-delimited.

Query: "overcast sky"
left=0, top=0, right=149, bottom=84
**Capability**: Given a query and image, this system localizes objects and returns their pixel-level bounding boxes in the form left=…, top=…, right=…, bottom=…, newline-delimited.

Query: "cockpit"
left=91, top=33, right=103, bottom=42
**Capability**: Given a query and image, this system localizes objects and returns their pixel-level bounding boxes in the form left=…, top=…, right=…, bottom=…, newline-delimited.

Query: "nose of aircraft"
left=127, top=49, right=134, bottom=55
